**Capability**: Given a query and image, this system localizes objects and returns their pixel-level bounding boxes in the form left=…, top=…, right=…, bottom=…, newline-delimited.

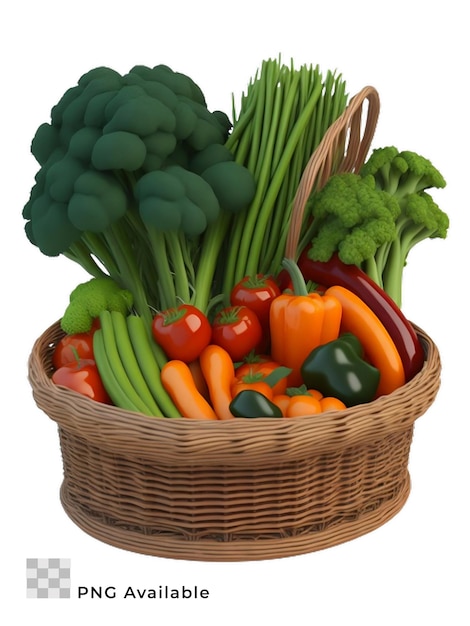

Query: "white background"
left=2, top=1, right=469, bottom=623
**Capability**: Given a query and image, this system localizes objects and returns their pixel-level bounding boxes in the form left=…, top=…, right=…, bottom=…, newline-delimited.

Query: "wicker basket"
left=27, top=86, right=442, bottom=561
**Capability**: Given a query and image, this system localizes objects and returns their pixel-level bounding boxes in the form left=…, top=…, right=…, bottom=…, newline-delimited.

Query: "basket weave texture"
left=27, top=86, right=442, bottom=561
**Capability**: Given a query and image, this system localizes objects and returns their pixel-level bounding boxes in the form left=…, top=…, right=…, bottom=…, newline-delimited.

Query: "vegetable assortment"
left=24, top=58, right=449, bottom=420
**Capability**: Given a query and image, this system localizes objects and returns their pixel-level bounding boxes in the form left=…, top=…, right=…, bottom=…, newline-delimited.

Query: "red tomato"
left=52, top=359, right=111, bottom=404
left=52, top=332, right=95, bottom=369
left=211, top=306, right=262, bottom=362
left=230, top=274, right=281, bottom=327
left=152, top=304, right=211, bottom=362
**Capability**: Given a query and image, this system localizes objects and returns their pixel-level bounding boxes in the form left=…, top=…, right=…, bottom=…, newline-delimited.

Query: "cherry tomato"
left=211, top=306, right=262, bottom=362
left=152, top=304, right=211, bottom=362
left=52, top=358, right=111, bottom=404
left=230, top=274, right=281, bottom=327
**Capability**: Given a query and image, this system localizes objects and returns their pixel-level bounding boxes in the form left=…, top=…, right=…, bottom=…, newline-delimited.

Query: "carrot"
left=161, top=360, right=218, bottom=420
left=324, top=285, right=405, bottom=396
left=188, top=358, right=210, bottom=401
left=199, top=344, right=236, bottom=420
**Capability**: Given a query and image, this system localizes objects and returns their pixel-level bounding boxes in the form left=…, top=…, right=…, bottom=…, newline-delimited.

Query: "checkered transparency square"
left=26, top=558, right=71, bottom=599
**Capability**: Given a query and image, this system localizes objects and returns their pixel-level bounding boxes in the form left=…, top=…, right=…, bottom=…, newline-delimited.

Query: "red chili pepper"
left=52, top=331, right=95, bottom=369
left=52, top=358, right=111, bottom=404
left=297, top=248, right=425, bottom=382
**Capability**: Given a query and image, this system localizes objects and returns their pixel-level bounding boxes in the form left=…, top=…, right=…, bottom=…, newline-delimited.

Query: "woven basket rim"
left=28, top=319, right=441, bottom=466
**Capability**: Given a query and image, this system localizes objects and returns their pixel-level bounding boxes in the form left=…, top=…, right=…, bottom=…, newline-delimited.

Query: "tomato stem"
left=216, top=306, right=243, bottom=324
left=241, top=274, right=271, bottom=289
left=162, top=307, right=187, bottom=326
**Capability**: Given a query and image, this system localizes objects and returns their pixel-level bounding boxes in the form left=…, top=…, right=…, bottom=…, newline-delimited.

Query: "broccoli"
left=307, top=172, right=400, bottom=282
left=23, top=64, right=256, bottom=323
left=378, top=190, right=449, bottom=306
left=360, top=146, right=449, bottom=306
left=360, top=146, right=446, bottom=199
left=60, top=277, right=134, bottom=334
left=306, top=147, right=449, bottom=307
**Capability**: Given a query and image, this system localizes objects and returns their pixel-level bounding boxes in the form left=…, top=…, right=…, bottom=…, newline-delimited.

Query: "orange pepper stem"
left=281, top=258, right=309, bottom=296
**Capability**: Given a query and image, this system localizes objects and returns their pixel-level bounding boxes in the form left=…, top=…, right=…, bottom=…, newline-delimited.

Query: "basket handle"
left=285, top=85, right=381, bottom=260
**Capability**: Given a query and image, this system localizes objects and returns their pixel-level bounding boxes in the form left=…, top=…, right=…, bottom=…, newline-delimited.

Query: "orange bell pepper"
left=270, top=259, right=342, bottom=386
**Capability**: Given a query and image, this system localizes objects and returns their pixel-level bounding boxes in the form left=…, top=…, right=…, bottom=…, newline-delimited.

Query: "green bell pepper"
left=229, top=390, right=283, bottom=418
left=300, top=333, right=380, bottom=407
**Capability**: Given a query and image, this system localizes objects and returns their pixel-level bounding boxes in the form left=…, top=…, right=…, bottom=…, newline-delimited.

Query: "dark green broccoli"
left=134, top=166, right=219, bottom=235
left=23, top=63, right=256, bottom=320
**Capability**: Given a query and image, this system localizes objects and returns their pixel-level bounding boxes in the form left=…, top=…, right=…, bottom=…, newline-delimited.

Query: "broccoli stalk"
left=379, top=191, right=449, bottom=306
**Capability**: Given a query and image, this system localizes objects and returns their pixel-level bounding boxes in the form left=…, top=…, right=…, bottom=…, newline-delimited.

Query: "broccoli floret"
left=307, top=173, right=400, bottom=284
left=360, top=146, right=446, bottom=199
left=306, top=149, right=449, bottom=307
left=60, top=277, right=134, bottom=334
left=200, top=161, right=257, bottom=213
left=91, top=131, right=147, bottom=171
left=68, top=171, right=128, bottom=232
left=103, top=90, right=176, bottom=136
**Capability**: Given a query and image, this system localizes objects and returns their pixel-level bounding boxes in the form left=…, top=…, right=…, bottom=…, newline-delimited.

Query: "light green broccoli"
left=360, top=146, right=449, bottom=306
left=306, top=147, right=449, bottom=307
left=307, top=171, right=400, bottom=274
left=60, top=277, right=134, bottom=334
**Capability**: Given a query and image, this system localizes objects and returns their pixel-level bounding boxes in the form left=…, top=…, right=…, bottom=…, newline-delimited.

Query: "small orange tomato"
left=272, top=394, right=291, bottom=416
left=285, top=395, right=323, bottom=418
left=320, top=396, right=347, bottom=412
left=235, top=359, right=290, bottom=396
left=306, top=389, right=323, bottom=401
left=231, top=380, right=274, bottom=401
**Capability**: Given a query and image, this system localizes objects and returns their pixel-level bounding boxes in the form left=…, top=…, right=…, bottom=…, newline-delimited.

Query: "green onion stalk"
left=218, top=57, right=348, bottom=295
